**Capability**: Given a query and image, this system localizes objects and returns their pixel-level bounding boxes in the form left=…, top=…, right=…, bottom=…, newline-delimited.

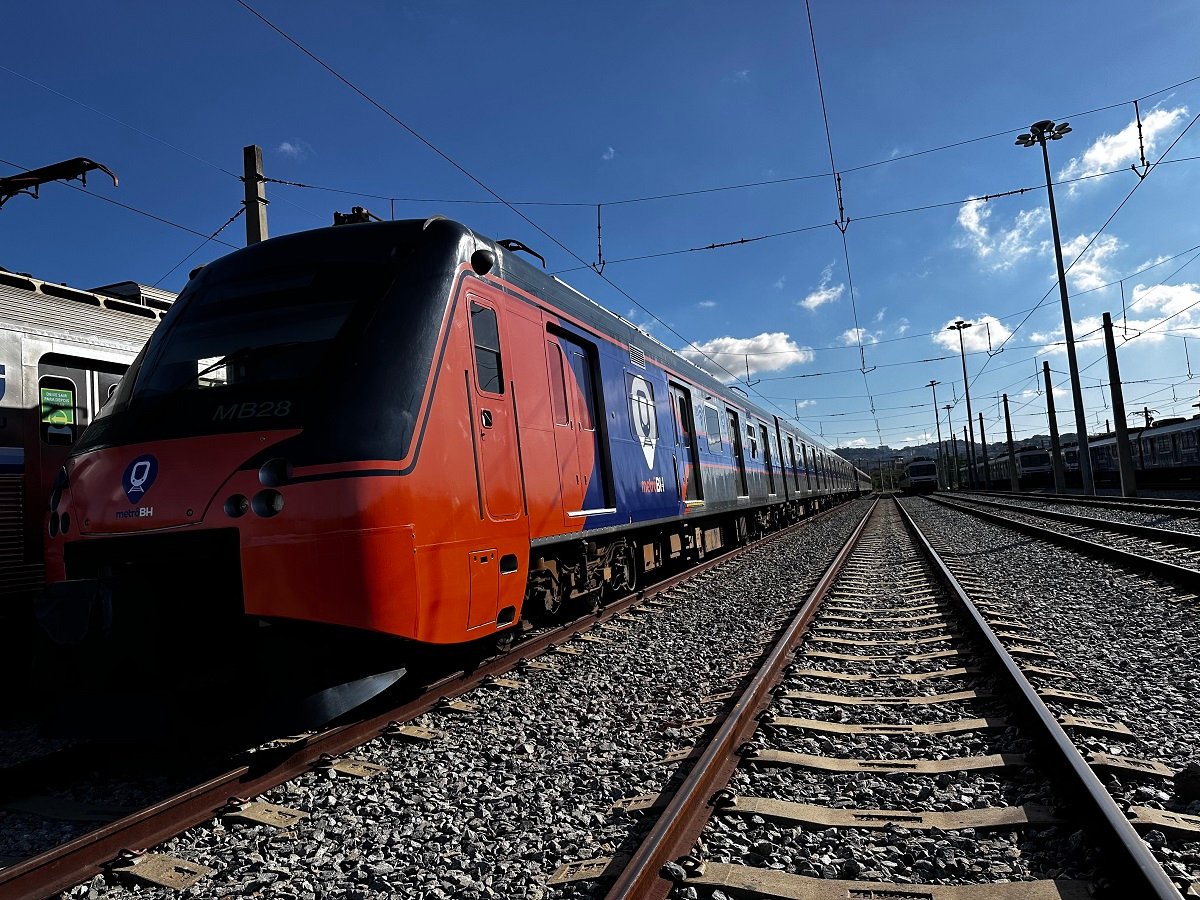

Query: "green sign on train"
left=40, top=387, right=75, bottom=426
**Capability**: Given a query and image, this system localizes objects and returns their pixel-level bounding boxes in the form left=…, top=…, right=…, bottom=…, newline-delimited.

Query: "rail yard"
left=5, top=4, right=1200, bottom=899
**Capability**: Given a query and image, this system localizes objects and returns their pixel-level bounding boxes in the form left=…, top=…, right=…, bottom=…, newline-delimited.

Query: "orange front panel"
left=242, top=523, right=418, bottom=638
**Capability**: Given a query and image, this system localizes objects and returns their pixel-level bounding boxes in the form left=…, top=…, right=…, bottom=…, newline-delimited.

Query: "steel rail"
left=896, top=498, right=1183, bottom=900
left=930, top=494, right=1200, bottom=589
left=0, top=498, right=864, bottom=900
left=599, top=497, right=879, bottom=900
left=960, top=488, right=1200, bottom=517
left=950, top=493, right=1200, bottom=549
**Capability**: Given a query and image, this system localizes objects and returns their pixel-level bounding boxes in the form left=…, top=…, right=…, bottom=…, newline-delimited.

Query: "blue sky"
left=3, top=1, right=1199, bottom=449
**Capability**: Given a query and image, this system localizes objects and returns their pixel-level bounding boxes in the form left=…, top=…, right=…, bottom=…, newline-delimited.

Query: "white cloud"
left=1058, top=232, right=1121, bottom=291
left=843, top=437, right=870, bottom=448
left=955, top=201, right=1047, bottom=269
left=840, top=327, right=880, bottom=345
left=800, top=263, right=845, bottom=311
left=601, top=147, right=615, bottom=161
left=895, top=318, right=911, bottom=335
left=697, top=300, right=717, bottom=309
left=873, top=307, right=886, bottom=323
left=1059, top=105, right=1189, bottom=192
left=276, top=140, right=314, bottom=161
left=679, top=332, right=813, bottom=381
left=773, top=275, right=787, bottom=290
left=728, top=69, right=751, bottom=84
left=932, top=315, right=1013, bottom=353
left=795, top=399, right=816, bottom=409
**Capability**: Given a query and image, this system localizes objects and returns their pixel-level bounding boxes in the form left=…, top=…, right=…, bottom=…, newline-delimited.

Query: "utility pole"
left=1003, top=394, right=1019, bottom=492
left=243, top=144, right=268, bottom=245
left=1016, top=121, right=1094, bottom=494
left=949, top=427, right=960, bottom=490
left=978, top=412, right=992, bottom=489
left=928, top=380, right=944, bottom=488
left=1103, top=311, right=1138, bottom=497
left=944, top=404, right=957, bottom=489
left=948, top=321, right=977, bottom=488
left=1043, top=361, right=1066, bottom=493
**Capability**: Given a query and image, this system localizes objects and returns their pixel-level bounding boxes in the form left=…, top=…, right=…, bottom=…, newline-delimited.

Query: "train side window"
left=747, top=424, right=758, bottom=459
left=569, top=348, right=596, bottom=430
left=703, top=404, right=723, bottom=452
left=469, top=301, right=503, bottom=394
left=546, top=342, right=569, bottom=425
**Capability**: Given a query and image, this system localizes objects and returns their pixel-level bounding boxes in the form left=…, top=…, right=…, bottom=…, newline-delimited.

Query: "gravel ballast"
left=902, top=494, right=1200, bottom=893
left=59, top=499, right=874, bottom=900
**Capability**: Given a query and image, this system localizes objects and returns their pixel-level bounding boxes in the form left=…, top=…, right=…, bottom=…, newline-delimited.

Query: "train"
left=0, top=270, right=170, bottom=690
left=986, top=446, right=1053, bottom=489
left=1064, top=416, right=1200, bottom=486
left=899, top=457, right=939, bottom=493
left=37, top=217, right=870, bottom=724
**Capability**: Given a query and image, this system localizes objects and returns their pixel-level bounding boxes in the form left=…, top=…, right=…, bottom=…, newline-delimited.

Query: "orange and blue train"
left=42, top=217, right=868, bottom=671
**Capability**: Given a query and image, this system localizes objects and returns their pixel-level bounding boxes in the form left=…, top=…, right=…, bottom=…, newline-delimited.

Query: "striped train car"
left=0, top=271, right=169, bottom=682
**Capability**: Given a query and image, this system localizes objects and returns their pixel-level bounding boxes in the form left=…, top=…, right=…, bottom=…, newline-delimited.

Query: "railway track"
left=0, top=499, right=868, bottom=900
left=582, top=496, right=1183, bottom=899
left=932, top=493, right=1200, bottom=590
left=962, top=489, right=1200, bottom=518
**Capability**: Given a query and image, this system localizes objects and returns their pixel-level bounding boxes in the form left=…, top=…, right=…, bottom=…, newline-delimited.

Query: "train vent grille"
left=629, top=346, right=646, bottom=368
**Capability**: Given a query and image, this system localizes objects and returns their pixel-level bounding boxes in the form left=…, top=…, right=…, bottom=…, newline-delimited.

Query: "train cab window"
left=470, top=301, right=504, bottom=394
left=703, top=404, right=723, bottom=452
left=547, top=342, right=569, bottom=425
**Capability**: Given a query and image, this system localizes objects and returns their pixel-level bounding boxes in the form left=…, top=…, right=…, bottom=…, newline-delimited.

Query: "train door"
left=801, top=443, right=813, bottom=491
left=545, top=326, right=612, bottom=517
left=727, top=408, right=748, bottom=496
left=467, top=297, right=522, bottom=521
left=561, top=334, right=612, bottom=512
left=787, top=436, right=801, bottom=491
left=759, top=422, right=776, bottom=494
left=668, top=382, right=702, bottom=502
left=545, top=338, right=583, bottom=515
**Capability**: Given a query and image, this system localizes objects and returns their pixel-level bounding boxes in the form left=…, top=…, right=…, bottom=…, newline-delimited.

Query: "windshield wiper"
left=169, top=341, right=312, bottom=394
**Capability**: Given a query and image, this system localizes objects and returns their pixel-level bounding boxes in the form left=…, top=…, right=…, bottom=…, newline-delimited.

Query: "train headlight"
left=224, top=494, right=250, bottom=518
left=251, top=490, right=284, bottom=517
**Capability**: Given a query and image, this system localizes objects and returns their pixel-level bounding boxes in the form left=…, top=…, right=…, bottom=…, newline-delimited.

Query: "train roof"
left=475, top=223, right=845, bottom=458
left=195, top=218, right=849, bottom=461
left=0, top=268, right=170, bottom=352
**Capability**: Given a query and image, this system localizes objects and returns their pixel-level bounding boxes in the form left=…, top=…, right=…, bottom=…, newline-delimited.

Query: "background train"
left=899, top=457, right=939, bottom=493
left=953, top=445, right=1053, bottom=491
left=1064, top=416, right=1200, bottom=486
left=0, top=269, right=171, bottom=692
left=38, top=217, right=869, bottom=721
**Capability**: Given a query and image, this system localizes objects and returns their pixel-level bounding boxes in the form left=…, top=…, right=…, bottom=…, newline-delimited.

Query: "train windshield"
left=909, top=463, right=937, bottom=476
left=132, top=264, right=393, bottom=400
left=1022, top=451, right=1050, bottom=467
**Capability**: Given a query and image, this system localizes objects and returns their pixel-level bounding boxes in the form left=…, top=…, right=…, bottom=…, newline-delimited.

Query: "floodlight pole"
left=1016, top=121, right=1094, bottom=494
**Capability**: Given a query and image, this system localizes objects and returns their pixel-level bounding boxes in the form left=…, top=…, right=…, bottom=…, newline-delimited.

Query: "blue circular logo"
left=122, top=454, right=158, bottom=503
